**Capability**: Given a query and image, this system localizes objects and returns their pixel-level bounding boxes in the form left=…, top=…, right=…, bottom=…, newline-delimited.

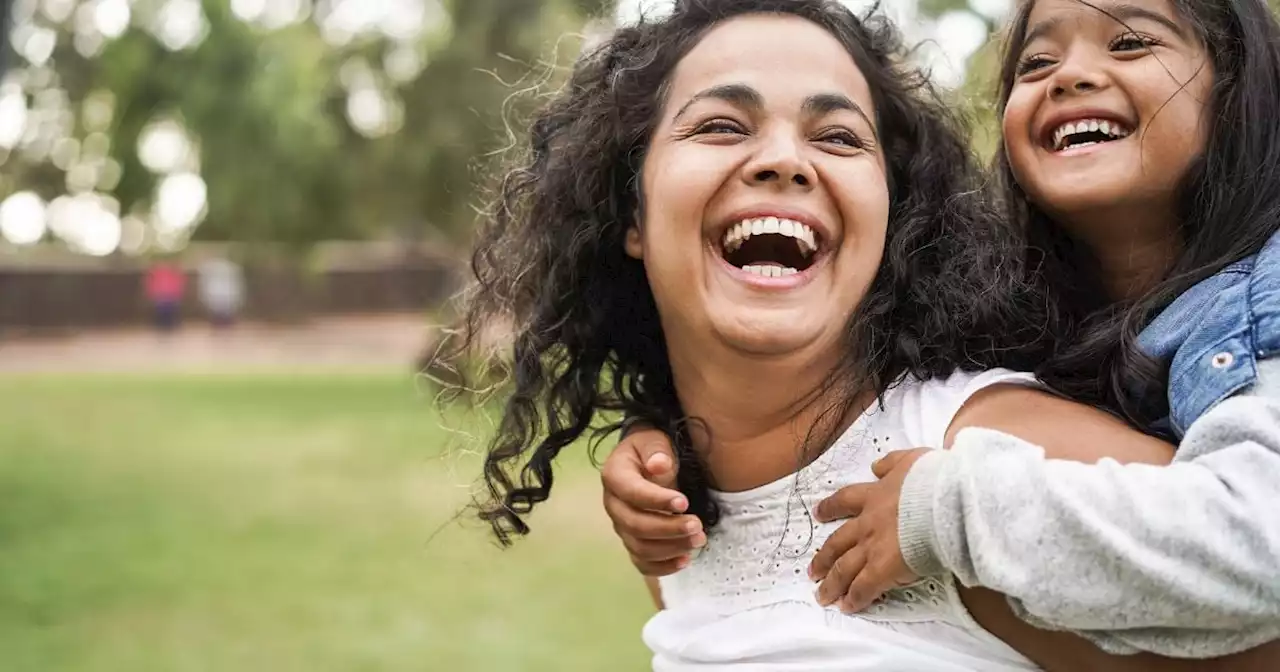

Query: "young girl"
left=606, top=0, right=1280, bottom=664
left=451, top=0, right=1175, bottom=668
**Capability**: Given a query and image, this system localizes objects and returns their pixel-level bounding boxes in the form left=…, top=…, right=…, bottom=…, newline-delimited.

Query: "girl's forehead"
left=1022, top=0, right=1189, bottom=37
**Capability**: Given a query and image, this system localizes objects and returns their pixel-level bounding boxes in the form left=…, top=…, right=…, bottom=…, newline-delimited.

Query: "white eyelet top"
left=643, top=369, right=1044, bottom=671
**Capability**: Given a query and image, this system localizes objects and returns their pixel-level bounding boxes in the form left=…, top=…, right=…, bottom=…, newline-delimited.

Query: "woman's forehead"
left=662, top=14, right=874, bottom=117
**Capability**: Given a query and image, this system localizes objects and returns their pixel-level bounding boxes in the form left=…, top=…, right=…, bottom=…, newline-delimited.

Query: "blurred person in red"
left=144, top=261, right=186, bottom=333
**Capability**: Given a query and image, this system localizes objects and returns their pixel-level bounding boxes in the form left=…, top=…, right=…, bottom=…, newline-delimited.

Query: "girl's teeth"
left=1052, top=118, right=1132, bottom=150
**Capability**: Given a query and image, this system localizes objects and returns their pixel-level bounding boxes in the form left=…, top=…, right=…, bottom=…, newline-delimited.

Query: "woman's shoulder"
left=890, top=368, right=1041, bottom=402
left=884, top=369, right=1041, bottom=448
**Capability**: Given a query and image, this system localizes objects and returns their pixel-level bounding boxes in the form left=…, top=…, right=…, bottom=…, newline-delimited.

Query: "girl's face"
left=1002, top=0, right=1213, bottom=240
left=626, top=14, right=888, bottom=364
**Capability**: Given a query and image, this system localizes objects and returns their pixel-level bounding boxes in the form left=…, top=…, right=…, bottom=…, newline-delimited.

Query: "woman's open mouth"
left=718, top=217, right=821, bottom=278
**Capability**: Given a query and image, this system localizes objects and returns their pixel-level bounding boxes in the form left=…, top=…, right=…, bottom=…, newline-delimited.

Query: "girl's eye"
left=694, top=119, right=745, bottom=135
left=1016, top=55, right=1054, bottom=76
left=1111, top=32, right=1159, bottom=52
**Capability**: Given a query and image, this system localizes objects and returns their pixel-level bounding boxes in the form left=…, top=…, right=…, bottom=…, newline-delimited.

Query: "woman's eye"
left=816, top=131, right=862, bottom=148
left=694, top=120, right=745, bottom=135
left=1016, top=55, right=1054, bottom=76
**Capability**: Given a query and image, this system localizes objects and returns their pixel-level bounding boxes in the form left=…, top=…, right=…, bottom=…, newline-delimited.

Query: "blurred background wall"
left=0, top=241, right=461, bottom=332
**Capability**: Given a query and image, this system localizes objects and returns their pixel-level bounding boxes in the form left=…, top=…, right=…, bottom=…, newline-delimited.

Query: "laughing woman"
left=450, top=1, right=1185, bottom=669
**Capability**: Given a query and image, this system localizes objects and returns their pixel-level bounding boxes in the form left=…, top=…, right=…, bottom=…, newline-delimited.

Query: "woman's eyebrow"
left=671, top=83, right=762, bottom=123
left=672, top=85, right=874, bottom=132
left=803, top=92, right=874, bottom=132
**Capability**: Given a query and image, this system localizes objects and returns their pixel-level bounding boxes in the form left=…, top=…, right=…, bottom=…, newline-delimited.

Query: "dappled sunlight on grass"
left=0, top=374, right=652, bottom=671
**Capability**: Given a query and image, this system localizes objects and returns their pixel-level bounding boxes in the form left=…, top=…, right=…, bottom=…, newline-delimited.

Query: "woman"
left=453, top=0, right=1174, bottom=668
left=607, top=0, right=1280, bottom=667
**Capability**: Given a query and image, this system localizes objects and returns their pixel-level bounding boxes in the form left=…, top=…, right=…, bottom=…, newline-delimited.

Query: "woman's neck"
left=666, top=344, right=872, bottom=492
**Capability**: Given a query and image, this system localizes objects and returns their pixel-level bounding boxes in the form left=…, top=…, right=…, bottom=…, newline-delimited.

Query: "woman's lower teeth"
left=742, top=265, right=798, bottom=277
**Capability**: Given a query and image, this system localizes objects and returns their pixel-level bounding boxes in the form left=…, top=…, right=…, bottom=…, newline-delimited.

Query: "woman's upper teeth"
left=723, top=217, right=817, bottom=254
left=1052, top=118, right=1131, bottom=150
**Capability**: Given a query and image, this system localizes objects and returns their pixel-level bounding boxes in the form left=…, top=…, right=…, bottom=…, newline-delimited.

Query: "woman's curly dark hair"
left=448, top=0, right=1053, bottom=545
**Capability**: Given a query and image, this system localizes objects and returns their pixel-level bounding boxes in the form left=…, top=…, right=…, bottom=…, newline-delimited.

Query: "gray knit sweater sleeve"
left=896, top=359, right=1280, bottom=658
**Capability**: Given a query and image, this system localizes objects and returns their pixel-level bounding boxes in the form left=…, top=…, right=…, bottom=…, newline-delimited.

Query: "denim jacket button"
left=1211, top=351, right=1235, bottom=369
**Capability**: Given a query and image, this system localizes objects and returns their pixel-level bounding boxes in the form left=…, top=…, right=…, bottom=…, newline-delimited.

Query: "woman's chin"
left=708, top=313, right=832, bottom=359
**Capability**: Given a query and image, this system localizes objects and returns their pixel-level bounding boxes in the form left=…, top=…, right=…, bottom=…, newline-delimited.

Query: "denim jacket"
left=1139, top=231, right=1280, bottom=437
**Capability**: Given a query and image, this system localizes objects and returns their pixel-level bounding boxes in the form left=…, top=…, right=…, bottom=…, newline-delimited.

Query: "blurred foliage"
left=10, top=0, right=1280, bottom=256
left=919, top=0, right=987, bottom=21
left=913, top=1, right=1004, bottom=159
left=2, top=0, right=611, bottom=253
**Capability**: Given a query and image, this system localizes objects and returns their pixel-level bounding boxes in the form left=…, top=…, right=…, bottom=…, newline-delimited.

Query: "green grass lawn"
left=0, top=374, right=653, bottom=671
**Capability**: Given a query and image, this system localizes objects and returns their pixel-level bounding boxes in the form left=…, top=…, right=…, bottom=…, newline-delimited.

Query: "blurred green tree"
left=1, top=0, right=609, bottom=255
left=17, top=0, right=1273, bottom=256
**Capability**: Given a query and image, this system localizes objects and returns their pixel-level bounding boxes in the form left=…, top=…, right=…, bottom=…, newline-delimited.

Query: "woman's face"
left=1002, top=0, right=1212, bottom=238
left=627, top=14, right=888, bottom=364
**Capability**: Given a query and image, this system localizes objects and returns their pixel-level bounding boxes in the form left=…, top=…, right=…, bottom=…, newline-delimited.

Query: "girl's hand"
left=808, top=449, right=929, bottom=612
left=601, top=427, right=705, bottom=576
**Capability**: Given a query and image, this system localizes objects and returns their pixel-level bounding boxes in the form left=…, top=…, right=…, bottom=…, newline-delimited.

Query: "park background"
left=2, top=1, right=1273, bottom=670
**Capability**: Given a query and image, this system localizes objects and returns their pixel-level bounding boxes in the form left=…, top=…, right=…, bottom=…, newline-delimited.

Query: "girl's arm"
left=645, top=576, right=664, bottom=610
left=959, top=586, right=1279, bottom=672
left=903, top=360, right=1280, bottom=659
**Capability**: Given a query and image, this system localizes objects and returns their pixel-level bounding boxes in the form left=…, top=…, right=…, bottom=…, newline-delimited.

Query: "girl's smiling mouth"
left=1048, top=117, right=1132, bottom=152
left=1038, top=109, right=1135, bottom=155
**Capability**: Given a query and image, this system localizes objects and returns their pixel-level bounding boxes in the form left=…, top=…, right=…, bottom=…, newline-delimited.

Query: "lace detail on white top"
left=659, top=404, right=969, bottom=622
left=646, top=371, right=1044, bottom=671
left=659, top=419, right=876, bottom=613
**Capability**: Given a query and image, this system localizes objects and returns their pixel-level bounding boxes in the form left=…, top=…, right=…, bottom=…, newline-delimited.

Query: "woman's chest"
left=660, top=418, right=939, bottom=615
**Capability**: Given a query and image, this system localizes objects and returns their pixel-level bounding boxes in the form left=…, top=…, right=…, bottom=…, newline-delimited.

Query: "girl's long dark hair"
left=451, top=0, right=1052, bottom=545
left=993, top=0, right=1280, bottom=429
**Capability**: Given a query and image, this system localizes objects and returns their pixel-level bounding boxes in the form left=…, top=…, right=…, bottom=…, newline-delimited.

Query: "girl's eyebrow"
left=1021, top=2, right=1189, bottom=49
left=1107, top=2, right=1189, bottom=39
left=1022, top=15, right=1064, bottom=48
